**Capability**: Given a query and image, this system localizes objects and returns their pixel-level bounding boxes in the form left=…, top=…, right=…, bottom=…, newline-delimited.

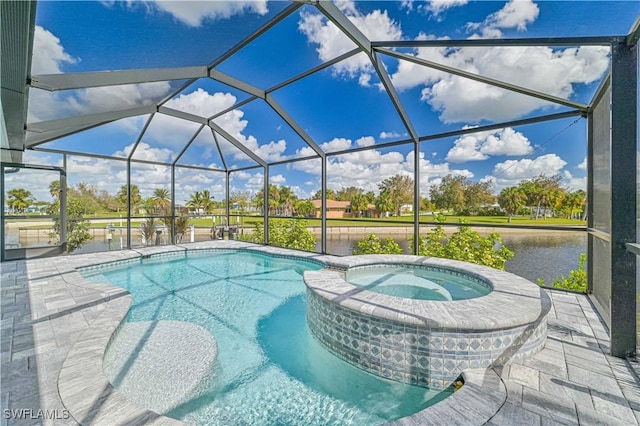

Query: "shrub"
left=538, top=253, right=586, bottom=292
left=416, top=226, right=514, bottom=270
left=245, top=218, right=316, bottom=252
left=353, top=234, right=403, bottom=255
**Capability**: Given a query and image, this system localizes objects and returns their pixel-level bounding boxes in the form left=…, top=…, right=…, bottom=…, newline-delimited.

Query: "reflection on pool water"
left=346, top=266, right=492, bottom=301
left=85, top=251, right=451, bottom=425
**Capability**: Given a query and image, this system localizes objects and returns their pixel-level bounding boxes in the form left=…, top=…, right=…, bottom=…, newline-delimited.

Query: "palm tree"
left=7, top=188, right=34, bottom=213
left=350, top=193, right=368, bottom=217
left=186, top=191, right=204, bottom=214
left=278, top=186, right=296, bottom=216
left=498, top=187, right=527, bottom=223
left=374, top=192, right=394, bottom=218
left=295, top=200, right=316, bottom=217
left=116, top=184, right=141, bottom=213
left=200, top=190, right=215, bottom=214
left=151, top=188, right=171, bottom=216
left=564, top=190, right=586, bottom=219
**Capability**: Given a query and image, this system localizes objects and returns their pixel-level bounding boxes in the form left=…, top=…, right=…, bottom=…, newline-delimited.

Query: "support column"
left=225, top=171, right=230, bottom=231
left=126, top=160, right=131, bottom=249
left=321, top=156, right=327, bottom=254
left=170, top=165, right=176, bottom=244
left=413, top=143, right=420, bottom=255
left=60, top=154, right=67, bottom=253
left=264, top=166, right=269, bottom=245
left=610, top=38, right=638, bottom=357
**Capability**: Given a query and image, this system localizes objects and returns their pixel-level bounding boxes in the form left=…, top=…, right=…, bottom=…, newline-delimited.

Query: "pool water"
left=346, top=266, right=491, bottom=301
left=86, top=251, right=449, bottom=425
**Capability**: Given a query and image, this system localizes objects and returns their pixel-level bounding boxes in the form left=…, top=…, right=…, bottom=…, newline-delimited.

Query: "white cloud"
left=484, top=0, right=539, bottom=31
left=492, top=153, right=567, bottom=181
left=445, top=127, right=533, bottom=162
left=563, top=170, right=586, bottom=191
left=426, top=0, right=469, bottom=17
left=29, top=27, right=174, bottom=123
left=298, top=6, right=402, bottom=80
left=165, top=89, right=237, bottom=118
left=577, top=157, right=587, bottom=170
left=142, top=1, right=268, bottom=27
left=379, top=131, right=401, bottom=139
left=31, top=26, right=78, bottom=74
left=301, top=1, right=609, bottom=124
left=355, top=136, right=376, bottom=147
left=293, top=137, right=472, bottom=195
left=390, top=40, right=610, bottom=123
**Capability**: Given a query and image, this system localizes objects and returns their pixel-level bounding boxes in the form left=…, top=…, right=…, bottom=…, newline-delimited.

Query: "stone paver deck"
left=1, top=241, right=639, bottom=425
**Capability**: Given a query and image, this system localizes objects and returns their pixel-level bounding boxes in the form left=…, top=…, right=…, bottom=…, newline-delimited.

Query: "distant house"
left=310, top=199, right=376, bottom=218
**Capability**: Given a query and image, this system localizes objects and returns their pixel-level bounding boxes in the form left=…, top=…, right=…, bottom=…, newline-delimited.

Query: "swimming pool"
left=345, top=265, right=491, bottom=301
left=85, top=250, right=450, bottom=425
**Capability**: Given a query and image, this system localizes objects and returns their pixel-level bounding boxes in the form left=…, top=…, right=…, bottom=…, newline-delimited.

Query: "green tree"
left=353, top=234, right=403, bottom=255
left=247, top=218, right=316, bottom=251
left=430, top=175, right=466, bottom=213
left=200, top=190, right=215, bottom=213
left=374, top=192, right=394, bottom=218
left=464, top=181, right=495, bottom=214
left=312, top=188, right=336, bottom=200
left=151, top=188, right=171, bottom=215
left=498, top=187, right=527, bottom=223
left=6, top=188, right=34, bottom=213
left=116, top=184, right=141, bottom=213
left=349, top=193, right=369, bottom=217
left=416, top=226, right=514, bottom=270
left=278, top=186, right=297, bottom=216
left=187, top=191, right=205, bottom=214
left=336, top=186, right=363, bottom=202
left=562, top=190, right=586, bottom=220
left=230, top=191, right=250, bottom=214
left=295, top=200, right=316, bottom=217
left=378, top=174, right=413, bottom=216
left=46, top=181, right=92, bottom=253
left=519, top=175, right=564, bottom=219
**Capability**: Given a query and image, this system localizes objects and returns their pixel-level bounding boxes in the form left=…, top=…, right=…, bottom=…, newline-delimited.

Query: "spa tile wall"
left=307, top=291, right=547, bottom=389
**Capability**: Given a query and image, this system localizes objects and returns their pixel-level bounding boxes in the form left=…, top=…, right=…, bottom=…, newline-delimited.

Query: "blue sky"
left=13, top=0, right=639, bottom=205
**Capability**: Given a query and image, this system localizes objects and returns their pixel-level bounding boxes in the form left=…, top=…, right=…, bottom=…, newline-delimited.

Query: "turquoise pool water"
left=346, top=266, right=491, bottom=301
left=85, top=251, right=449, bottom=425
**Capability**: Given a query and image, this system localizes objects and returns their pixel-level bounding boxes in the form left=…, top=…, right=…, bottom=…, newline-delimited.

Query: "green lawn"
left=7, top=213, right=586, bottom=230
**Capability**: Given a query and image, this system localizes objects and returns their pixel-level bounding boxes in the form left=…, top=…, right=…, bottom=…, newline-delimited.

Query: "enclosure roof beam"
left=370, top=51, right=418, bottom=142
left=208, top=121, right=267, bottom=167
left=326, top=109, right=582, bottom=157
left=26, top=123, right=107, bottom=148
left=372, top=36, right=618, bottom=48
left=211, top=129, right=228, bottom=171
left=26, top=105, right=156, bottom=134
left=266, top=48, right=361, bottom=93
left=265, top=93, right=325, bottom=158
left=30, top=66, right=208, bottom=91
left=173, top=125, right=206, bottom=166
left=209, top=71, right=265, bottom=99
left=315, top=1, right=371, bottom=53
left=158, top=106, right=209, bottom=125
left=208, top=2, right=303, bottom=69
left=377, top=47, right=589, bottom=112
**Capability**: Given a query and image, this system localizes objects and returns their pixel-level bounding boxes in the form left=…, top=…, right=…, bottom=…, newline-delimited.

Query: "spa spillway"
left=304, top=255, right=551, bottom=389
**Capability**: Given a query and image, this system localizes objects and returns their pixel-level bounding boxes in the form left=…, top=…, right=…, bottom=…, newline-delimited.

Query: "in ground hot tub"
left=305, top=255, right=551, bottom=389
left=346, top=264, right=492, bottom=301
